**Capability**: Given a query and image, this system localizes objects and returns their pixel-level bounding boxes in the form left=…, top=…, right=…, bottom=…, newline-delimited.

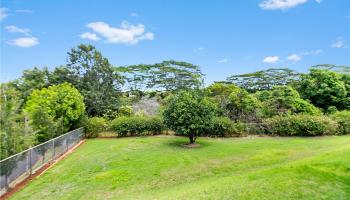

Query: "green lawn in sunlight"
left=11, top=135, right=350, bottom=200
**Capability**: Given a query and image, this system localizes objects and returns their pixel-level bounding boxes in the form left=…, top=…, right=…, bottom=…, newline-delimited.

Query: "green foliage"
left=255, top=86, right=321, bottom=117
left=66, top=44, right=124, bottom=117
left=162, top=90, right=216, bottom=143
left=227, top=87, right=262, bottom=122
left=330, top=110, right=350, bottom=135
left=25, top=83, right=85, bottom=142
left=110, top=116, right=164, bottom=137
left=116, top=105, right=133, bottom=117
left=117, top=60, right=204, bottom=92
left=227, top=68, right=300, bottom=92
left=85, top=117, right=108, bottom=138
left=205, top=117, right=246, bottom=137
left=297, top=69, right=349, bottom=111
left=265, top=114, right=338, bottom=136
left=10, top=67, right=51, bottom=105
left=0, top=84, right=34, bottom=159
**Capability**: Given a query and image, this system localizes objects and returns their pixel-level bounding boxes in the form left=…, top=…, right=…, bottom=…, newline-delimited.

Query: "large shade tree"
left=117, top=60, right=204, bottom=92
left=227, top=68, right=300, bottom=92
left=66, top=44, right=124, bottom=117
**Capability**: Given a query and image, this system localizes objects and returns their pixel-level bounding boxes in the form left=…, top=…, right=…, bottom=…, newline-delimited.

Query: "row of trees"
left=1, top=43, right=350, bottom=157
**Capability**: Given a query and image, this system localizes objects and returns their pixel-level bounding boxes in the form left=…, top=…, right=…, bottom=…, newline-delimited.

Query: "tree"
left=66, top=44, right=124, bottom=117
left=0, top=84, right=33, bottom=159
left=227, top=87, right=262, bottom=122
left=255, top=86, right=321, bottom=117
left=296, top=69, right=348, bottom=111
left=149, top=60, right=204, bottom=91
left=227, top=68, right=300, bottom=92
left=25, top=83, right=85, bottom=142
left=163, top=91, right=216, bottom=143
left=206, top=82, right=239, bottom=115
left=117, top=60, right=204, bottom=92
left=10, top=67, right=51, bottom=106
left=311, top=64, right=350, bottom=73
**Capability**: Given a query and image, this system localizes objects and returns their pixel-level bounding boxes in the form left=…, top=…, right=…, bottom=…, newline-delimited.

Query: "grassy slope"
left=10, top=136, right=350, bottom=200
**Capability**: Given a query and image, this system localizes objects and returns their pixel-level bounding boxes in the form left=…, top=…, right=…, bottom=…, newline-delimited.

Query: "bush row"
left=83, top=112, right=350, bottom=138
left=264, top=115, right=338, bottom=136
left=110, top=116, right=164, bottom=136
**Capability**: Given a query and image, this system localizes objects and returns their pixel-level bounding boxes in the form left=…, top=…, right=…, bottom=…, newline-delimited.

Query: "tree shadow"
left=162, top=137, right=211, bottom=149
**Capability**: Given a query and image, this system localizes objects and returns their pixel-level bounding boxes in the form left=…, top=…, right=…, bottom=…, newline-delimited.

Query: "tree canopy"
left=162, top=91, right=216, bottom=143
left=117, top=60, right=204, bottom=92
left=25, top=83, right=85, bottom=142
left=296, top=69, right=349, bottom=112
left=226, top=68, right=300, bottom=92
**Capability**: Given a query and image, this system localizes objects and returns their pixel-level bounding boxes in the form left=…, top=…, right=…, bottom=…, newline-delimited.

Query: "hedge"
left=265, top=114, right=338, bottom=136
left=110, top=116, right=164, bottom=136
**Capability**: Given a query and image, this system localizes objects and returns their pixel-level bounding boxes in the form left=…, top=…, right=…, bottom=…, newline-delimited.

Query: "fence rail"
left=0, top=127, right=84, bottom=196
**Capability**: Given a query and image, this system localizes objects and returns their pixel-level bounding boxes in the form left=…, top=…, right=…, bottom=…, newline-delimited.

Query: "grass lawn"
left=10, top=135, right=350, bottom=200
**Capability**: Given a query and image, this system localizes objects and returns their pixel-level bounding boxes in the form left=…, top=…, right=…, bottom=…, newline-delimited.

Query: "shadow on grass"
left=163, top=137, right=211, bottom=149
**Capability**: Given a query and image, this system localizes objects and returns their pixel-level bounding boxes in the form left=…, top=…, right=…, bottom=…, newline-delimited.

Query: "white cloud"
left=259, top=0, right=308, bottom=10
left=217, top=58, right=228, bottom=63
left=16, top=9, right=33, bottom=13
left=84, top=21, right=154, bottom=45
left=263, top=56, right=279, bottom=63
left=79, top=32, right=101, bottom=41
left=331, top=38, right=347, bottom=48
left=0, top=7, right=8, bottom=21
left=315, top=0, right=322, bottom=3
left=5, top=25, right=31, bottom=36
left=287, top=54, right=301, bottom=62
left=8, top=37, right=39, bottom=47
left=130, top=12, right=138, bottom=17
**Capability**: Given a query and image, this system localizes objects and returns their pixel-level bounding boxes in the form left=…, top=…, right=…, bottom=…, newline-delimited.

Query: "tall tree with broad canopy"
left=117, top=60, right=204, bottom=92
left=163, top=90, right=216, bottom=144
left=226, top=68, right=300, bottom=92
left=66, top=44, right=124, bottom=117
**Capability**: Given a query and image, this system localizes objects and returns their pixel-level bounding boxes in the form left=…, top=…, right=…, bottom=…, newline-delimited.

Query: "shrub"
left=255, top=86, right=321, bottom=118
left=162, top=90, right=216, bottom=143
left=25, top=83, right=85, bottom=142
left=265, top=114, right=338, bottom=136
left=205, top=117, right=246, bottom=137
left=85, top=117, right=108, bottom=138
left=330, top=110, right=350, bottom=135
left=110, top=116, right=164, bottom=137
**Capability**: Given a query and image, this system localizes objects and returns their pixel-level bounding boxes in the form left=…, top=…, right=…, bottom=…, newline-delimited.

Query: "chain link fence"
left=0, top=128, right=84, bottom=196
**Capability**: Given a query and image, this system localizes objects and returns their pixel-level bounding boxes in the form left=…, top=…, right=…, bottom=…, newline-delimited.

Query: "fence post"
left=52, top=140, right=55, bottom=160
left=29, top=149, right=32, bottom=175
left=66, top=136, right=68, bottom=152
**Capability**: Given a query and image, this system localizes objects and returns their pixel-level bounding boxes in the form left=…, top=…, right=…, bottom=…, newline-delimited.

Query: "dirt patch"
left=1, top=140, right=85, bottom=200
left=182, top=143, right=200, bottom=148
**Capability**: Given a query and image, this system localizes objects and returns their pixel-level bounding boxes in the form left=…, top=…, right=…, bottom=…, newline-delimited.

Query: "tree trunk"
left=189, top=132, right=195, bottom=143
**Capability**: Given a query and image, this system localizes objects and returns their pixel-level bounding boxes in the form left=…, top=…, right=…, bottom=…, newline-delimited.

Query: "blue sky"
left=1, top=0, right=349, bottom=84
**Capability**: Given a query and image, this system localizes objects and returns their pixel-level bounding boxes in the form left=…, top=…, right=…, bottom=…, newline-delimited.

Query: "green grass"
left=11, top=135, right=350, bottom=200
